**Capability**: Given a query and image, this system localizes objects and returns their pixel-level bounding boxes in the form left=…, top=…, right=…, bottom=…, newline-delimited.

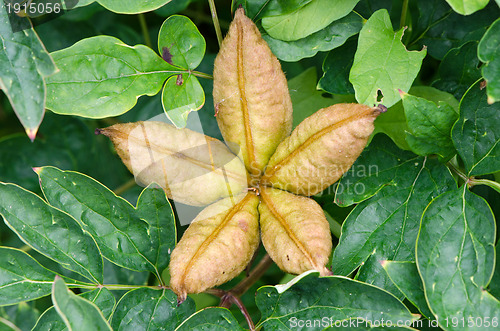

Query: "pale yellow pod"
left=261, top=104, right=384, bottom=196
left=99, top=121, right=248, bottom=206
left=259, top=187, right=332, bottom=276
left=213, top=8, right=293, bottom=177
left=169, top=193, right=260, bottom=302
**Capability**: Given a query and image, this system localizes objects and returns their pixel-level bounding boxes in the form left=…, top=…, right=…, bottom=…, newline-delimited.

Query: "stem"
left=231, top=254, right=273, bottom=296
left=192, top=70, right=213, bottom=80
left=447, top=161, right=468, bottom=183
left=113, top=178, right=137, bottom=196
left=469, top=178, right=500, bottom=193
left=206, top=289, right=256, bottom=331
left=0, top=317, right=22, bottom=331
left=68, top=283, right=168, bottom=291
left=208, top=0, right=223, bottom=48
left=400, top=0, right=409, bottom=29
left=138, top=13, right=153, bottom=49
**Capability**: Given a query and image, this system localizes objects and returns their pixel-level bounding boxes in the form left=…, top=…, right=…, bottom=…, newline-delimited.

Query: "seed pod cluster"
left=102, top=8, right=384, bottom=301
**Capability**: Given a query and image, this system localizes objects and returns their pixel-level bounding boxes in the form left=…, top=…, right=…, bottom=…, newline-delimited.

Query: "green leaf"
left=262, top=12, right=362, bottom=62
left=46, top=36, right=179, bottom=118
left=452, top=81, right=500, bottom=176
left=416, top=187, right=500, bottom=330
left=158, top=15, right=205, bottom=70
left=445, top=0, right=489, bottom=15
left=415, top=2, right=499, bottom=60
left=0, top=183, right=103, bottom=284
left=0, top=247, right=58, bottom=306
left=261, top=0, right=360, bottom=41
left=76, top=0, right=173, bottom=14
left=478, top=17, right=500, bottom=104
left=256, top=271, right=417, bottom=329
left=0, top=2, right=57, bottom=139
left=334, top=134, right=415, bottom=206
left=33, top=288, right=115, bottom=331
left=350, top=9, right=426, bottom=108
left=37, top=167, right=176, bottom=279
left=318, top=38, right=357, bottom=95
left=1, top=302, right=39, bottom=331
left=0, top=114, right=100, bottom=193
left=111, top=288, right=195, bottom=330
left=238, top=0, right=314, bottom=19
left=401, top=92, right=458, bottom=161
left=332, top=136, right=456, bottom=296
left=288, top=67, right=354, bottom=129
left=374, top=86, right=459, bottom=151
left=162, top=74, right=205, bottom=128
left=381, top=261, right=433, bottom=319
left=432, top=41, right=482, bottom=100
left=52, top=277, right=112, bottom=331
left=175, top=307, right=242, bottom=330
left=489, top=243, right=500, bottom=300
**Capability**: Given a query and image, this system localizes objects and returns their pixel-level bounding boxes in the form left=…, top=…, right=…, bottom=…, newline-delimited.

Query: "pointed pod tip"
left=176, top=292, right=187, bottom=306
left=95, top=128, right=103, bottom=135
left=26, top=128, right=38, bottom=142
left=374, top=104, right=387, bottom=114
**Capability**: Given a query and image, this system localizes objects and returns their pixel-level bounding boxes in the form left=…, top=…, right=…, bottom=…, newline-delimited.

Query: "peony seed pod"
left=261, top=103, right=385, bottom=196
left=213, top=8, right=293, bottom=178
left=169, top=193, right=260, bottom=302
left=99, top=121, right=247, bottom=206
left=258, top=187, right=332, bottom=276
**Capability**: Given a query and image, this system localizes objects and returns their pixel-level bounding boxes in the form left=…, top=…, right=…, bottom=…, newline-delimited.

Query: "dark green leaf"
left=37, top=167, right=175, bottom=279
left=0, top=2, right=57, bottom=139
left=432, top=41, right=482, bottom=100
left=288, top=68, right=354, bottom=129
left=155, top=0, right=195, bottom=17
left=332, top=135, right=456, bottom=296
left=401, top=92, right=458, bottom=161
left=262, top=12, right=362, bottom=62
left=162, top=74, right=205, bottom=128
left=478, top=17, right=500, bottom=104
left=488, top=243, right=500, bottom=300
left=256, top=271, right=417, bottom=329
left=318, top=38, right=357, bottom=95
left=261, top=0, right=360, bottom=41
left=1, top=302, right=39, bottom=331
left=350, top=9, right=426, bottom=108
left=452, top=81, right=500, bottom=176
left=52, top=277, right=112, bottom=331
left=175, top=307, right=242, bottom=330
left=0, top=114, right=96, bottom=193
left=76, top=0, right=173, bottom=14
left=374, top=86, right=459, bottom=151
left=46, top=36, right=179, bottom=118
left=33, top=288, right=115, bottom=331
left=111, top=288, right=195, bottom=330
left=0, top=247, right=57, bottom=306
left=381, top=261, right=433, bottom=319
left=415, top=2, right=499, bottom=60
left=416, top=187, right=500, bottom=330
left=237, top=0, right=314, bottom=19
left=158, top=15, right=205, bottom=70
left=445, top=0, right=489, bottom=15
left=0, top=183, right=103, bottom=283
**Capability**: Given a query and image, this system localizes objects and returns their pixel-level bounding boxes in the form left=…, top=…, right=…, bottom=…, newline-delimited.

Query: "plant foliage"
left=0, top=0, right=499, bottom=330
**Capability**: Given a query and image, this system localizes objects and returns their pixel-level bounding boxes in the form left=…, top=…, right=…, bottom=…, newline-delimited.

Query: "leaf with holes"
left=350, top=9, right=426, bottom=108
